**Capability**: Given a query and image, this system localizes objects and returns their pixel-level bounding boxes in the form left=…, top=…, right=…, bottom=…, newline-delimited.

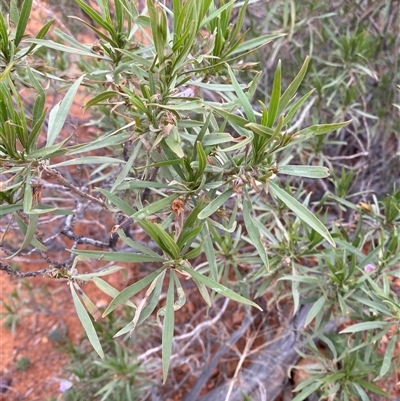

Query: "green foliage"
left=61, top=310, right=152, bottom=401
left=15, top=356, right=31, bottom=371
left=1, top=0, right=399, bottom=399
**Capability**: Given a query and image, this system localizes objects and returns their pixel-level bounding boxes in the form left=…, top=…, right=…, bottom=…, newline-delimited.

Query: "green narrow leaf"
left=211, top=106, right=249, bottom=128
left=245, top=122, right=274, bottom=138
left=133, top=194, right=180, bottom=220
left=164, top=128, right=184, bottom=158
left=353, top=380, right=391, bottom=397
left=6, top=213, right=39, bottom=258
left=103, top=266, right=166, bottom=316
left=70, top=282, right=104, bottom=359
left=277, top=56, right=309, bottom=116
left=47, top=75, right=84, bottom=146
left=23, top=170, right=33, bottom=212
left=378, top=334, right=397, bottom=378
left=84, top=91, right=119, bottom=111
left=91, top=277, right=136, bottom=308
left=226, top=64, right=255, bottom=123
left=181, top=265, right=262, bottom=311
left=243, top=190, right=268, bottom=268
left=0, top=204, right=23, bottom=216
left=114, top=270, right=166, bottom=338
left=117, top=229, right=162, bottom=258
left=162, top=270, right=176, bottom=383
left=25, top=38, right=109, bottom=59
left=182, top=201, right=204, bottom=232
left=339, top=321, right=388, bottom=333
left=74, top=0, right=116, bottom=35
left=114, top=0, right=124, bottom=33
left=97, top=188, right=136, bottom=215
left=177, top=225, right=203, bottom=251
left=191, top=274, right=212, bottom=307
left=202, top=223, right=218, bottom=280
left=278, top=165, right=330, bottom=178
left=268, top=180, right=335, bottom=247
left=14, top=0, right=33, bottom=47
left=137, top=270, right=166, bottom=326
left=292, top=380, right=322, bottom=401
left=230, top=33, right=285, bottom=55
left=353, top=383, right=371, bottom=401
left=13, top=213, right=47, bottom=252
left=198, top=189, right=233, bottom=219
left=183, top=243, right=204, bottom=260
left=267, top=60, right=281, bottom=127
left=74, top=283, right=102, bottom=321
left=282, top=89, right=315, bottom=126
left=297, top=121, right=352, bottom=137
left=10, top=0, right=19, bottom=26
left=137, top=219, right=180, bottom=259
left=74, top=265, right=127, bottom=280
left=51, top=156, right=125, bottom=167
left=194, top=141, right=207, bottom=179
left=70, top=249, right=164, bottom=263
left=0, top=12, right=9, bottom=47
left=305, top=296, right=326, bottom=327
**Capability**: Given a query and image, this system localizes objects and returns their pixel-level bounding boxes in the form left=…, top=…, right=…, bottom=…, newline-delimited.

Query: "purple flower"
left=364, top=264, right=376, bottom=273
left=59, top=380, right=73, bottom=393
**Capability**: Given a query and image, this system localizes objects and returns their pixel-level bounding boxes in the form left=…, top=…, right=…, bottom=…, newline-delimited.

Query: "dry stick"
left=196, top=305, right=343, bottom=401
left=193, top=304, right=314, bottom=401
left=2, top=202, right=112, bottom=276
left=0, top=262, right=49, bottom=278
left=138, top=298, right=230, bottom=363
left=183, top=312, right=255, bottom=401
left=43, top=165, right=105, bottom=207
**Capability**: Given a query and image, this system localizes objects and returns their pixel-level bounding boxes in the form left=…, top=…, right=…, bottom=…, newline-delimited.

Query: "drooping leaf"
left=70, top=282, right=104, bottom=359
left=162, top=270, right=176, bottom=383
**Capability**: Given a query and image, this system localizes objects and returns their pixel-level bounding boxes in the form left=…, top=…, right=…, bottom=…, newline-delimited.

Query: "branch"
left=43, top=165, right=105, bottom=207
left=0, top=262, right=49, bottom=278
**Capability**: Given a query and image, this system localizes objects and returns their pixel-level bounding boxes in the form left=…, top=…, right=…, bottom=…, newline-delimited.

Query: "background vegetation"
left=0, top=0, right=399, bottom=400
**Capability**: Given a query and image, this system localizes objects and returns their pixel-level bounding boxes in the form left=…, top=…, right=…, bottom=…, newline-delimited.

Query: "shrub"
left=1, top=0, right=399, bottom=399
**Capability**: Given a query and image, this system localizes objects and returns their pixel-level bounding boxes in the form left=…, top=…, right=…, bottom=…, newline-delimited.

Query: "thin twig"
left=43, top=165, right=105, bottom=207
left=0, top=262, right=49, bottom=278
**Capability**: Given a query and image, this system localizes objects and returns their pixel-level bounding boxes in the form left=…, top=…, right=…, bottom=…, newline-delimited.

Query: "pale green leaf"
left=198, top=189, right=234, bottom=219
left=305, top=296, right=326, bottom=327
left=162, top=270, right=175, bottom=383
left=278, top=165, right=330, bottom=178
left=70, top=249, right=164, bottom=263
left=70, top=282, right=104, bottom=359
left=181, top=265, right=262, bottom=310
left=268, top=180, right=335, bottom=247
left=278, top=56, right=309, bottom=116
left=378, top=334, right=397, bottom=378
left=339, top=321, right=388, bottom=333
left=103, top=266, right=166, bottom=316
left=51, top=156, right=125, bottom=167
left=47, top=75, right=85, bottom=147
